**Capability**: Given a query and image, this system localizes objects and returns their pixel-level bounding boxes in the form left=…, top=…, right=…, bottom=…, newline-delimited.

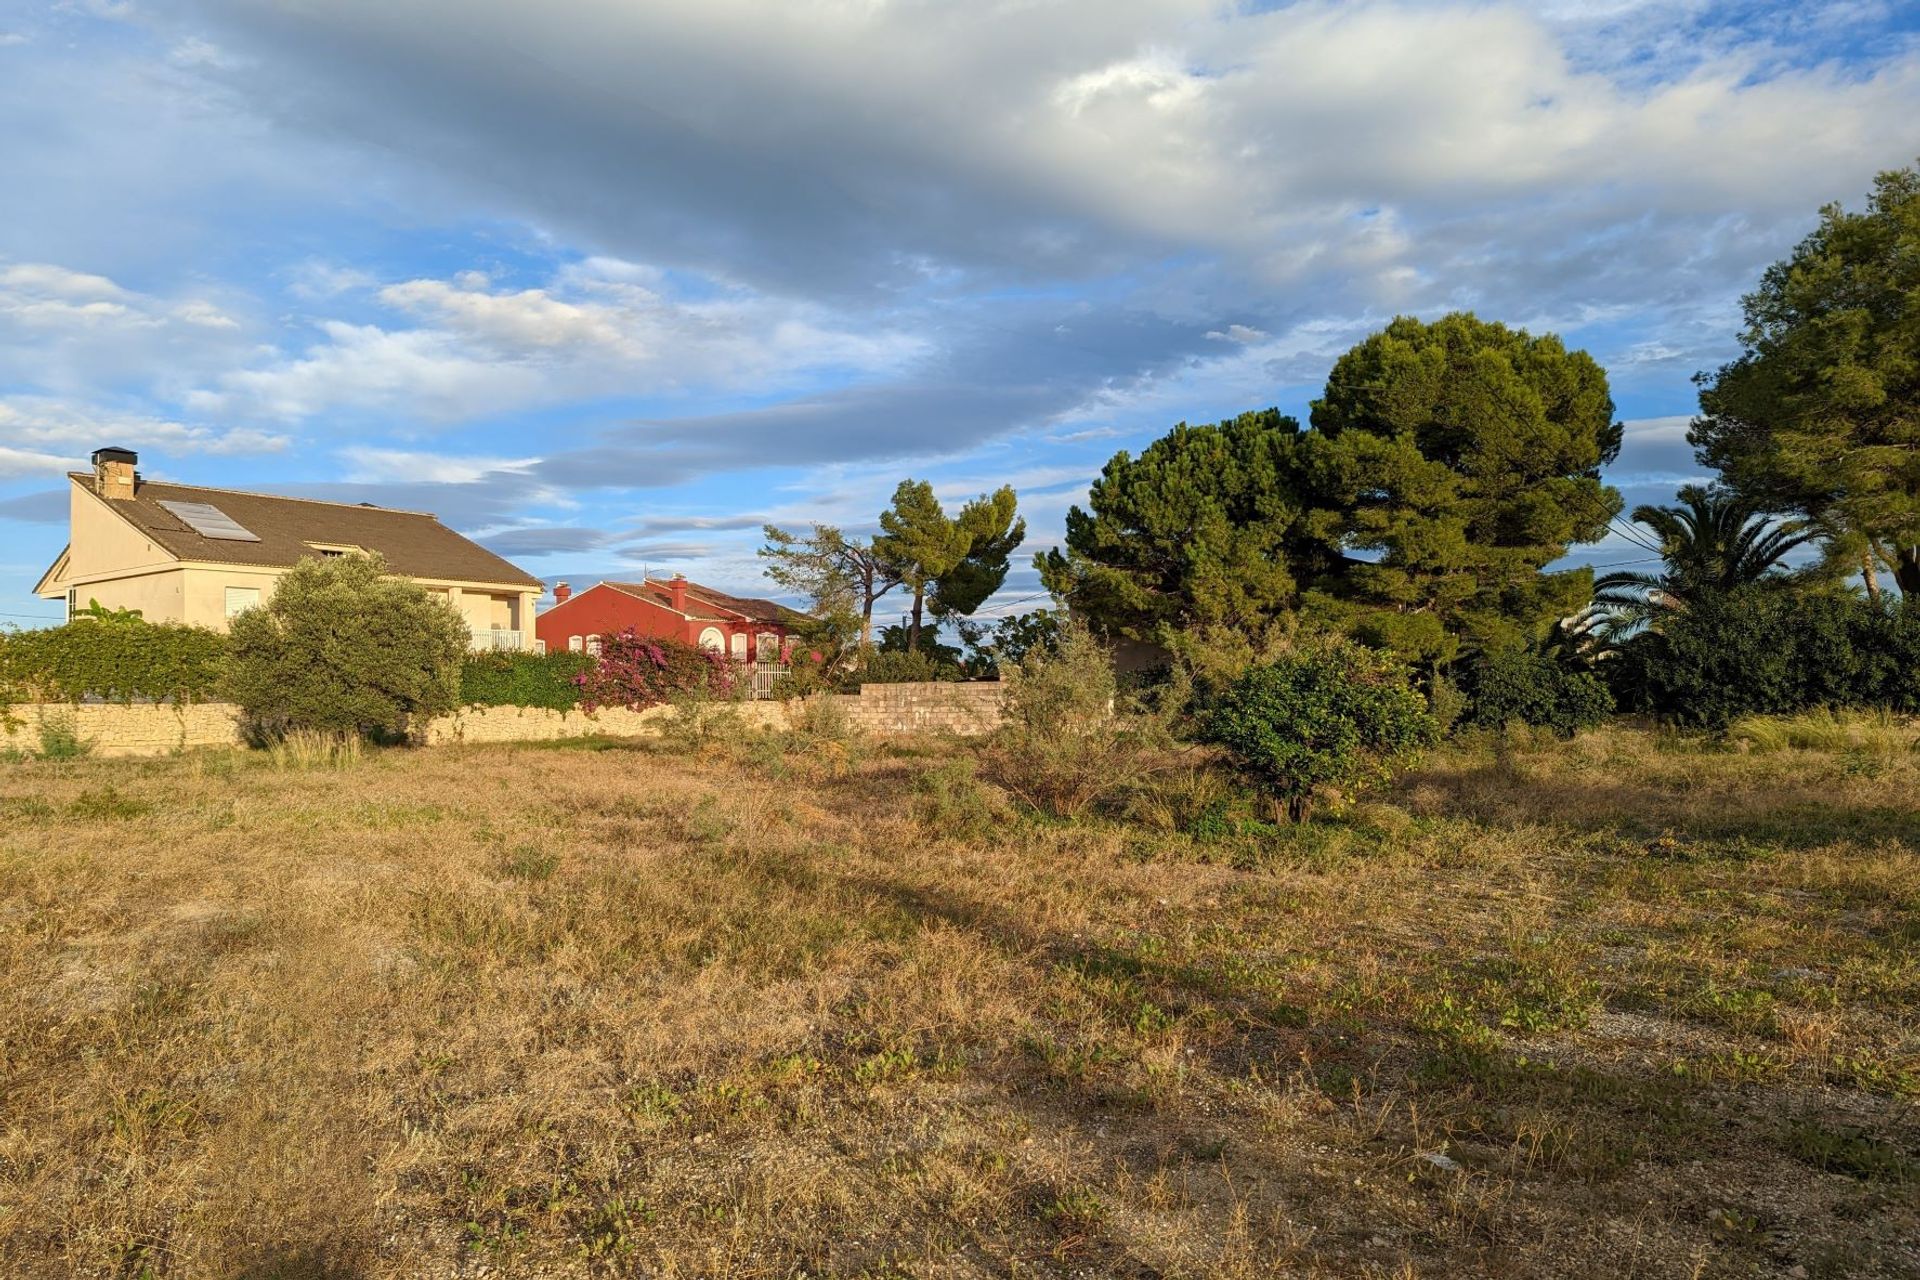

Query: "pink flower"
left=809, top=650, right=823, bottom=663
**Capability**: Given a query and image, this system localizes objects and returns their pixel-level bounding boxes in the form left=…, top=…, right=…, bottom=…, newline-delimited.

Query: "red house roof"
left=603, top=579, right=804, bottom=625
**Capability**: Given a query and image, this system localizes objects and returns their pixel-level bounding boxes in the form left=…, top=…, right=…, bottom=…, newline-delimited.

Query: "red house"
left=534, top=575, right=805, bottom=663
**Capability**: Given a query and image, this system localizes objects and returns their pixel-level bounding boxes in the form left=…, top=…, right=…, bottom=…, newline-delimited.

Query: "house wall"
left=534, top=585, right=789, bottom=658
left=58, top=482, right=188, bottom=621
left=178, top=565, right=286, bottom=629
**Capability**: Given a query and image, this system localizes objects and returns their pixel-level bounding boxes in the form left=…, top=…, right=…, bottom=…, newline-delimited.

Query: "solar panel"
left=157, top=499, right=261, bottom=542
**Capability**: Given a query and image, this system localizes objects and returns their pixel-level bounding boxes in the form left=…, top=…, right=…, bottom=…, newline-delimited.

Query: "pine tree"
left=1691, top=162, right=1920, bottom=596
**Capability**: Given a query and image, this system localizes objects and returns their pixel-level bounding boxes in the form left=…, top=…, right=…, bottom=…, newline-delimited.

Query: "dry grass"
left=1, top=722, right=1915, bottom=1278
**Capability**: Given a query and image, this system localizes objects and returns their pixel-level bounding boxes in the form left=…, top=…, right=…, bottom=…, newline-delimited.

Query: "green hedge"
left=1610, top=590, right=1920, bottom=728
left=459, top=650, right=594, bottom=710
left=0, top=607, right=228, bottom=705
left=1463, top=648, right=1613, bottom=738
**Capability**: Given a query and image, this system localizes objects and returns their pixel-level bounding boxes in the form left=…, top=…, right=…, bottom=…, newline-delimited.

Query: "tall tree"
left=1037, top=409, right=1322, bottom=643
left=1590, top=485, right=1817, bottom=629
left=1691, top=162, right=1920, bottom=596
left=875, top=480, right=1026, bottom=651
left=1304, top=312, right=1623, bottom=666
left=758, top=523, right=901, bottom=650
left=932, top=486, right=1026, bottom=618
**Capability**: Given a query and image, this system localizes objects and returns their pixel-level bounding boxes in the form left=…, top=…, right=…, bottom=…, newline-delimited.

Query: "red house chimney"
left=669, top=574, right=688, bottom=613
left=553, top=581, right=572, bottom=604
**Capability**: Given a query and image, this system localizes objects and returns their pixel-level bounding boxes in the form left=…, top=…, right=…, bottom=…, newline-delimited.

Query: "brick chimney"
left=669, top=574, right=688, bottom=613
left=92, top=447, right=138, bottom=501
left=553, top=582, right=572, bottom=604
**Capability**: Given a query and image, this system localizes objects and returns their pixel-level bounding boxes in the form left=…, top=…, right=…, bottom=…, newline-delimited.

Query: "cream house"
left=33, top=448, right=544, bottom=651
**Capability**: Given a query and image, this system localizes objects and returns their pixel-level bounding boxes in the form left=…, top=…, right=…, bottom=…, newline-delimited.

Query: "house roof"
left=602, top=578, right=807, bottom=626
left=67, top=474, right=541, bottom=588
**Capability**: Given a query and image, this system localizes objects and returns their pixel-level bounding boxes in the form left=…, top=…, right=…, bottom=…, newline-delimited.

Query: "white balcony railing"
left=471, top=629, right=525, bottom=652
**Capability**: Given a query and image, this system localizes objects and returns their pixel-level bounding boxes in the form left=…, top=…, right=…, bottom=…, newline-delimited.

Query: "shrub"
left=1610, top=590, right=1920, bottom=729
left=1463, top=648, right=1613, bottom=738
left=981, top=622, right=1174, bottom=818
left=1204, top=639, right=1436, bottom=822
left=851, top=649, right=962, bottom=686
left=574, top=629, right=740, bottom=712
left=222, top=554, right=470, bottom=742
left=459, top=650, right=593, bottom=710
left=35, top=711, right=92, bottom=760
left=0, top=605, right=228, bottom=705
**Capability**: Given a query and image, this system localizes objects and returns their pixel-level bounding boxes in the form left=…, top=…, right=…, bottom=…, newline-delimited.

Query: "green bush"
left=459, top=650, right=593, bottom=710
left=222, top=554, right=470, bottom=741
left=574, top=629, right=740, bottom=712
left=1610, top=590, right=1920, bottom=729
left=1204, top=639, right=1437, bottom=822
left=0, top=605, right=228, bottom=705
left=851, top=649, right=962, bottom=686
left=1463, top=648, right=1613, bottom=738
left=981, top=622, right=1174, bottom=818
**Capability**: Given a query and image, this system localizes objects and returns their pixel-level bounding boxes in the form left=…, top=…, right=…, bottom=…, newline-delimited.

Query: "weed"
left=66, top=786, right=152, bottom=821
left=1779, top=1118, right=1917, bottom=1183
left=35, top=711, right=91, bottom=760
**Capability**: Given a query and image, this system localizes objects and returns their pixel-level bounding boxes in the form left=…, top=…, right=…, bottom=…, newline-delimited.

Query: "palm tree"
left=1591, top=485, right=1816, bottom=630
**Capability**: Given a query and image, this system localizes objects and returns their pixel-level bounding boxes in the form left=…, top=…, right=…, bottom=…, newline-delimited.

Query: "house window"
left=66, top=588, right=77, bottom=621
left=586, top=635, right=603, bottom=657
left=755, top=632, right=778, bottom=661
left=729, top=632, right=749, bottom=661
left=569, top=635, right=584, bottom=652
left=224, top=586, right=261, bottom=618
left=697, top=627, right=724, bottom=653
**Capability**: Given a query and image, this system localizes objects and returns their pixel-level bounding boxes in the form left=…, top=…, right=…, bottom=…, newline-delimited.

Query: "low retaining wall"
left=834, top=681, right=1003, bottom=736
left=2, top=701, right=243, bottom=757
left=422, top=700, right=788, bottom=745
left=1, top=681, right=1005, bottom=758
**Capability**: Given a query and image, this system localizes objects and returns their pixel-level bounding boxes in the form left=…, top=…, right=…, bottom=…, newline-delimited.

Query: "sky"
left=1, top=0, right=1917, bottom=632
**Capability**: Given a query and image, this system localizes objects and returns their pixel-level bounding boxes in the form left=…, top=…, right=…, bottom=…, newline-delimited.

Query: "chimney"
left=92, top=447, right=138, bottom=501
left=553, top=581, right=572, bottom=604
left=669, top=574, right=688, bottom=613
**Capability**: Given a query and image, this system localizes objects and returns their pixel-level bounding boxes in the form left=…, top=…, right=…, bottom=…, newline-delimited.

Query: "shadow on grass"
left=1400, top=762, right=1920, bottom=853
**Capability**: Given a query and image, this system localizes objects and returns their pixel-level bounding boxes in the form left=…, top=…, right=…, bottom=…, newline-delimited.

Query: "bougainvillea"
left=573, top=628, right=739, bottom=712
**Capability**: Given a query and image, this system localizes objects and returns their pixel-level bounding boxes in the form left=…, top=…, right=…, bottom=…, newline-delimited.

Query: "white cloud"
left=199, top=258, right=927, bottom=423
left=0, top=445, right=72, bottom=480
left=191, top=320, right=542, bottom=423
left=0, top=397, right=291, bottom=458
left=339, top=446, right=540, bottom=486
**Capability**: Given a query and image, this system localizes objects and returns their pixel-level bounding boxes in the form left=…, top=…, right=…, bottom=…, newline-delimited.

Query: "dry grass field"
left=1, top=718, right=1916, bottom=1278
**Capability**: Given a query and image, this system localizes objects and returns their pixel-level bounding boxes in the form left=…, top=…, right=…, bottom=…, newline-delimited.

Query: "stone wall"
left=834, top=681, right=1003, bottom=736
left=422, top=700, right=788, bottom=746
left=2, top=702, right=243, bottom=758
left=1, top=682, right=1002, bottom=758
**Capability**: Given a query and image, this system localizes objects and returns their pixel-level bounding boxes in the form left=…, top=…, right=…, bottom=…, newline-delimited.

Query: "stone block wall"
left=423, top=700, right=788, bottom=745
left=1, top=684, right=999, bottom=758
left=835, top=681, right=1003, bottom=736
left=2, top=702, right=244, bottom=757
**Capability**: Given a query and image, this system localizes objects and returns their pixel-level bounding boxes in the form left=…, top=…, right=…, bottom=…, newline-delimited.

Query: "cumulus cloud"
left=194, top=258, right=926, bottom=424
left=0, top=397, right=290, bottom=459
left=164, top=0, right=1919, bottom=309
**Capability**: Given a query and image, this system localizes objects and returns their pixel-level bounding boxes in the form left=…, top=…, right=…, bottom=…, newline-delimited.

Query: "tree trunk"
left=908, top=584, right=925, bottom=652
left=859, top=593, right=875, bottom=651
left=1896, top=546, right=1920, bottom=596
left=1861, top=547, right=1881, bottom=602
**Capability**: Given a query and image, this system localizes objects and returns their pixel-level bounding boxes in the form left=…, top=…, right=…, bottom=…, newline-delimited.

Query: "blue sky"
left=2, top=0, right=1917, bottom=631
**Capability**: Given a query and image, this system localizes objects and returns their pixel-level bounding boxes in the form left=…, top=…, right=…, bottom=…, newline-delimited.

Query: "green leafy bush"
left=1610, top=590, right=1920, bottom=729
left=981, top=622, right=1174, bottom=818
left=1463, top=648, right=1613, bottom=737
left=574, top=629, right=740, bottom=712
left=851, top=649, right=962, bottom=686
left=222, top=554, right=469, bottom=741
left=1204, top=640, right=1437, bottom=822
left=459, top=650, right=593, bottom=710
left=0, top=605, right=228, bottom=705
